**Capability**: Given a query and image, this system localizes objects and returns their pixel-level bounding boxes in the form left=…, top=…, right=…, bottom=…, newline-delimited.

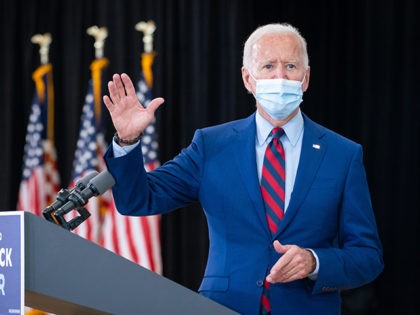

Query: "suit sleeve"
left=311, top=145, right=384, bottom=293
left=104, top=130, right=205, bottom=216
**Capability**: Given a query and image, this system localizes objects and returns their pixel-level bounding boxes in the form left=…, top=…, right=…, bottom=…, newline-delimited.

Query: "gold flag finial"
left=31, top=33, right=52, bottom=65
left=87, top=25, right=108, bottom=59
left=135, top=20, right=156, bottom=53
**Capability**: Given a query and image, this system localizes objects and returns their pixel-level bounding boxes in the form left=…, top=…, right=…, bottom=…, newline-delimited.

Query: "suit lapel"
left=233, top=114, right=271, bottom=237
left=275, top=115, right=327, bottom=238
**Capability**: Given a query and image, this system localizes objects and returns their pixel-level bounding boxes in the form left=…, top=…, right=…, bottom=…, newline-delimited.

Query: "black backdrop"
left=1, top=0, right=419, bottom=314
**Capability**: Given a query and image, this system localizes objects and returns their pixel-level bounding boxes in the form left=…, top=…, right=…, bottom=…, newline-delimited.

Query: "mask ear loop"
left=301, top=72, right=306, bottom=85
left=246, top=69, right=259, bottom=99
left=247, top=69, right=259, bottom=89
left=247, top=69, right=257, bottom=82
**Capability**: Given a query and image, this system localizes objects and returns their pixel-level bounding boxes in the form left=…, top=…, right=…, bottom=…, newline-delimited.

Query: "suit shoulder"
left=198, top=114, right=254, bottom=138
left=188, top=115, right=255, bottom=153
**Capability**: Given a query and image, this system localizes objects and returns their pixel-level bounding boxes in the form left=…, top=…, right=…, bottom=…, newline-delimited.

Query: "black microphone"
left=42, top=170, right=99, bottom=222
left=54, top=170, right=116, bottom=217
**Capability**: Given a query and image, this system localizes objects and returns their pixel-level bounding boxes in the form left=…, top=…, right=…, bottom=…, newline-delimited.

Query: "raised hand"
left=103, top=73, right=164, bottom=142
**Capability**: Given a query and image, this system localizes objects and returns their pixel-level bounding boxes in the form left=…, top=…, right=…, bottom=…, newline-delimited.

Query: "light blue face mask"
left=250, top=72, right=305, bottom=121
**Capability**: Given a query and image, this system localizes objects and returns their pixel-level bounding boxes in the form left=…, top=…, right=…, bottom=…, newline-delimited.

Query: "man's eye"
left=263, top=64, right=273, bottom=70
left=286, top=64, right=296, bottom=70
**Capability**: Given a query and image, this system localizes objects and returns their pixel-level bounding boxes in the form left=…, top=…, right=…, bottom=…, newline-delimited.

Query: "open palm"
left=103, top=73, right=164, bottom=141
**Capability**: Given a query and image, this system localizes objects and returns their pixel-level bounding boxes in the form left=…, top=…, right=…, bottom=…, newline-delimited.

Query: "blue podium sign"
left=0, top=211, right=24, bottom=314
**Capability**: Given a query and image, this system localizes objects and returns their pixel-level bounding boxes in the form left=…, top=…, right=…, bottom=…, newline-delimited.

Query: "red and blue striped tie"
left=260, top=127, right=286, bottom=315
left=261, top=127, right=285, bottom=234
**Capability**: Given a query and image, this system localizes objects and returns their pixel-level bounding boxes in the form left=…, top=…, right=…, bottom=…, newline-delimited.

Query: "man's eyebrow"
left=257, top=59, right=278, bottom=65
left=281, top=59, right=299, bottom=64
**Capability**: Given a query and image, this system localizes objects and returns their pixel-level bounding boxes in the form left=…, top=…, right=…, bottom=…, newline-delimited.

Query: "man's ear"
left=302, top=66, right=310, bottom=92
left=241, top=67, right=253, bottom=93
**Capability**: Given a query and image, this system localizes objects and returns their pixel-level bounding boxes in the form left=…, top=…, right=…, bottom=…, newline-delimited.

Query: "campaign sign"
left=0, top=211, right=24, bottom=314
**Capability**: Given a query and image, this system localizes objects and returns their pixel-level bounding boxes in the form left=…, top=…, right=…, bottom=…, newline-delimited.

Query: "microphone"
left=54, top=170, right=116, bottom=217
left=42, top=170, right=99, bottom=222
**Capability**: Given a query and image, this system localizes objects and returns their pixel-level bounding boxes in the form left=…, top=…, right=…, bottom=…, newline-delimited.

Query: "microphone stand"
left=53, top=206, right=91, bottom=231
left=43, top=187, right=91, bottom=231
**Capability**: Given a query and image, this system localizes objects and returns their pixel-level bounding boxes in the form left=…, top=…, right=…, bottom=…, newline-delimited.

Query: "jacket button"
left=256, top=280, right=264, bottom=287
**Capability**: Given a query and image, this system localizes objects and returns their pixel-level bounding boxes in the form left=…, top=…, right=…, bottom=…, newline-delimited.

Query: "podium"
left=0, top=211, right=238, bottom=314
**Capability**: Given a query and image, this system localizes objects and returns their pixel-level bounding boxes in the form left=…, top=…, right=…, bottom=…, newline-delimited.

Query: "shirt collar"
left=255, top=109, right=304, bottom=146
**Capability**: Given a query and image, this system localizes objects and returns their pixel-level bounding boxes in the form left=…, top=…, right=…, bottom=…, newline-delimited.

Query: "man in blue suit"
left=103, top=23, right=383, bottom=315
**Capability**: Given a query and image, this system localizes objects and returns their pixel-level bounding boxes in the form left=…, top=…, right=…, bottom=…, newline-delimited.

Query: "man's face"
left=242, top=33, right=310, bottom=94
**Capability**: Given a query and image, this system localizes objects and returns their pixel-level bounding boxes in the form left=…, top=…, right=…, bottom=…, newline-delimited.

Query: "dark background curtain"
left=1, top=0, right=419, bottom=314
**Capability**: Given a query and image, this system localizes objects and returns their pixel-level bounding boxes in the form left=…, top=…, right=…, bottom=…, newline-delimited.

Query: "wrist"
left=307, top=250, right=316, bottom=273
left=114, top=132, right=142, bottom=146
left=305, top=248, right=319, bottom=279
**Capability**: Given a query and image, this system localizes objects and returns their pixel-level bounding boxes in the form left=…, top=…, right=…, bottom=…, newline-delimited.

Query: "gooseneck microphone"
left=43, top=170, right=98, bottom=222
left=42, top=170, right=115, bottom=231
left=55, top=171, right=116, bottom=217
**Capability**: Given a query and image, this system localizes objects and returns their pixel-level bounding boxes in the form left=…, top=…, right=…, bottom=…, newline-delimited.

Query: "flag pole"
left=87, top=26, right=109, bottom=124
left=31, top=33, right=54, bottom=143
left=135, top=20, right=156, bottom=88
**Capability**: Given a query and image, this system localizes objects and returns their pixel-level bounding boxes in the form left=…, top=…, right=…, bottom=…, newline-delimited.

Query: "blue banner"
left=0, top=211, right=24, bottom=314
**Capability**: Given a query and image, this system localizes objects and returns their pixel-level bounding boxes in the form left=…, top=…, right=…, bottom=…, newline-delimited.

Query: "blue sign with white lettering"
left=0, top=211, right=24, bottom=314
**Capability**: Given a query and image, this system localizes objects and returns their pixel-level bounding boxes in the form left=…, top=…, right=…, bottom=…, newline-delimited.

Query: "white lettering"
left=0, top=248, right=12, bottom=267
left=0, top=273, right=5, bottom=295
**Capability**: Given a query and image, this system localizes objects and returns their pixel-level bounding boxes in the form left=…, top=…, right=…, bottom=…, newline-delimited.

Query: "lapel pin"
left=312, top=144, right=321, bottom=149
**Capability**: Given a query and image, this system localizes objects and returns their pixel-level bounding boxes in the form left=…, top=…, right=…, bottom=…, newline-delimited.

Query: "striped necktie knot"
left=271, top=127, right=284, bottom=139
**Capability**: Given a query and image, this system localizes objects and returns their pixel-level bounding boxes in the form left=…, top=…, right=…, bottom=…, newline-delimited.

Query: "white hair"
left=242, top=23, right=309, bottom=70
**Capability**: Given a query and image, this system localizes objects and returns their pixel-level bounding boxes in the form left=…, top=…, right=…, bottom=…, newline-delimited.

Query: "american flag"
left=100, top=71, right=162, bottom=274
left=17, top=64, right=60, bottom=216
left=70, top=57, right=162, bottom=273
left=68, top=79, right=104, bottom=242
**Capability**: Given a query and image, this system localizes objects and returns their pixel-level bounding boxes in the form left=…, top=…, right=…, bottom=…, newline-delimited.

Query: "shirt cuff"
left=306, top=248, right=319, bottom=280
left=112, top=138, right=140, bottom=158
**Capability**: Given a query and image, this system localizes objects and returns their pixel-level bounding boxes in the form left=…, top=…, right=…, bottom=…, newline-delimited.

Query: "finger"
left=113, top=73, right=126, bottom=99
left=267, top=257, right=290, bottom=281
left=267, top=243, right=294, bottom=280
left=279, top=260, right=309, bottom=282
left=146, top=97, right=165, bottom=114
left=108, top=81, right=120, bottom=103
left=103, top=95, right=114, bottom=112
left=121, top=73, right=137, bottom=97
left=270, top=241, right=291, bottom=271
left=278, top=267, right=300, bottom=282
left=267, top=256, right=296, bottom=283
left=273, top=240, right=288, bottom=254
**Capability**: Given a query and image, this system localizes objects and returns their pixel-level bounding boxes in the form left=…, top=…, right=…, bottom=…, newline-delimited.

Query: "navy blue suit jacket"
left=104, top=112, right=383, bottom=315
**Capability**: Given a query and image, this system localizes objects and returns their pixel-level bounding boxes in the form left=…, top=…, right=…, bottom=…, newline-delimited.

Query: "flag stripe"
left=126, top=216, right=140, bottom=263
left=140, top=216, right=155, bottom=271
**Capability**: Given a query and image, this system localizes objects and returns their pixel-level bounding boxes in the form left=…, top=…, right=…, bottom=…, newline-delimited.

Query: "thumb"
left=147, top=97, right=165, bottom=114
left=273, top=240, right=288, bottom=254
